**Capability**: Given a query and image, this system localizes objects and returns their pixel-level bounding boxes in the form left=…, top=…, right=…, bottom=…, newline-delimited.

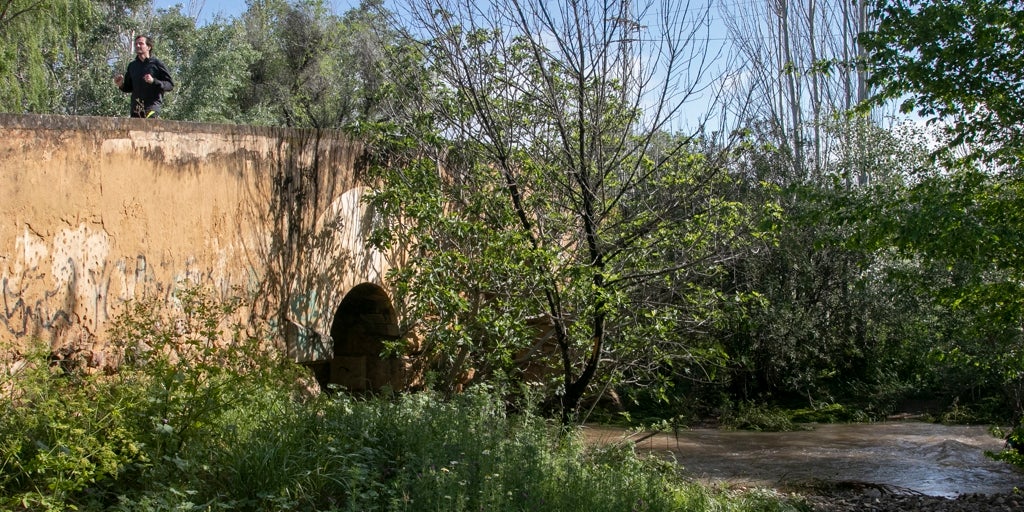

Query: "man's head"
left=134, top=35, right=153, bottom=60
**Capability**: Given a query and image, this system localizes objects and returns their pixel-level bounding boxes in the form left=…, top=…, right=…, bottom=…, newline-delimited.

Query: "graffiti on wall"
left=1, top=114, right=405, bottom=390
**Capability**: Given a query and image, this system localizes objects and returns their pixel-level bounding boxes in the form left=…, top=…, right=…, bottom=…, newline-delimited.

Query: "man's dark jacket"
left=119, top=57, right=174, bottom=117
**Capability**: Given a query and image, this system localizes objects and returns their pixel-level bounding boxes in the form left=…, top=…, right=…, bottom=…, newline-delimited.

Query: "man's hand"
left=143, top=73, right=154, bottom=84
left=113, top=74, right=124, bottom=87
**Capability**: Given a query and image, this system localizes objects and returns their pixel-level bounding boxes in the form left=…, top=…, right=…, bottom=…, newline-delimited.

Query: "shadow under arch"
left=314, top=282, right=402, bottom=393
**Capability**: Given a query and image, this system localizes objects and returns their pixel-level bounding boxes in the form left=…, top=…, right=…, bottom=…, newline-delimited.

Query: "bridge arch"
left=314, top=282, right=403, bottom=392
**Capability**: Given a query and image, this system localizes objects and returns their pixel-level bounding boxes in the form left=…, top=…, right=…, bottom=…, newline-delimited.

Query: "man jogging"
left=114, top=35, right=174, bottom=118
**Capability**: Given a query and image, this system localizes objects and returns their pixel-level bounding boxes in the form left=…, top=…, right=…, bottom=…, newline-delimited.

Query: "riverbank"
left=801, top=489, right=1023, bottom=511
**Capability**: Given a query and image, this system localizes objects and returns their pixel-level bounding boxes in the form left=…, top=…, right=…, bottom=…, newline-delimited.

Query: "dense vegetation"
left=2, top=0, right=1024, bottom=494
left=1, top=291, right=805, bottom=511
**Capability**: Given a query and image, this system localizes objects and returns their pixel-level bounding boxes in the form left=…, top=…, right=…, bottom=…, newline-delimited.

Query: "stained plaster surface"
left=0, top=114, right=388, bottom=368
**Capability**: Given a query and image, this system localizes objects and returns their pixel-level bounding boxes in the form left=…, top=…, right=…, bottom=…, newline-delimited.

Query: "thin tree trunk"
left=780, top=0, right=803, bottom=177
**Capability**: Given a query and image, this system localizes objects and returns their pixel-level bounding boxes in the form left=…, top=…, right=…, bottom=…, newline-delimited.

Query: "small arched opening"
left=319, top=282, right=402, bottom=392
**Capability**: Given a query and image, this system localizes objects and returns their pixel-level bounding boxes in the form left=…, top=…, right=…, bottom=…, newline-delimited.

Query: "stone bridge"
left=0, top=114, right=406, bottom=391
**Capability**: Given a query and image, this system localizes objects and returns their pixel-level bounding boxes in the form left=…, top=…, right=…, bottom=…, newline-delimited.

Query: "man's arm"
left=151, top=60, right=174, bottom=92
left=114, top=68, right=132, bottom=92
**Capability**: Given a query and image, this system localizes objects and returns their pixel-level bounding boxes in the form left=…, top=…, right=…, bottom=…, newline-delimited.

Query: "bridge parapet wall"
left=0, top=114, right=392, bottom=377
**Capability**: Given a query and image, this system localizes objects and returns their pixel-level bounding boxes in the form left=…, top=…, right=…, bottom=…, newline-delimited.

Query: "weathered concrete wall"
left=0, top=114, right=402, bottom=390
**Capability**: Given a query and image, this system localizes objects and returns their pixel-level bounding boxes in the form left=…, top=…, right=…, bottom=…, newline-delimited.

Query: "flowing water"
left=584, top=422, right=1024, bottom=497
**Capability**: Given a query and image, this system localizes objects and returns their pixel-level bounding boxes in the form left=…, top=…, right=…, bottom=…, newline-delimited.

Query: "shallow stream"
left=584, top=422, right=1024, bottom=497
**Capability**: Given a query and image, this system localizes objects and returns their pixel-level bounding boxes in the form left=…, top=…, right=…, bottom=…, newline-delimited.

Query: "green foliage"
left=0, top=286, right=297, bottom=510
left=863, top=0, right=1024, bottom=168
left=848, top=159, right=1024, bottom=419
left=717, top=401, right=802, bottom=432
left=142, top=5, right=256, bottom=123
left=364, top=125, right=763, bottom=416
left=107, top=287, right=289, bottom=465
left=0, top=346, right=143, bottom=510
left=788, top=403, right=870, bottom=424
left=857, top=12, right=1024, bottom=394
left=987, top=426, right=1024, bottom=469
left=193, top=387, right=805, bottom=511
left=364, top=0, right=764, bottom=421
left=2, top=338, right=804, bottom=511
left=159, top=18, right=256, bottom=123
left=0, top=0, right=417, bottom=124
left=224, top=0, right=417, bottom=128
left=364, top=148, right=554, bottom=392
left=0, top=0, right=108, bottom=113
left=840, top=0, right=1024, bottom=422
left=685, top=111, right=1019, bottom=423
left=701, top=121, right=914, bottom=411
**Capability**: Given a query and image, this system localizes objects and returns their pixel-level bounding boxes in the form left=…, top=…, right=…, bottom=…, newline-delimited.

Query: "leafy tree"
left=0, top=0, right=213, bottom=117
left=145, top=5, right=199, bottom=118
left=860, top=0, right=1024, bottom=418
left=0, top=0, right=117, bottom=113
left=868, top=167, right=1024, bottom=416
left=58, top=0, right=143, bottom=116
left=226, top=0, right=420, bottom=128
left=365, top=0, right=762, bottom=421
left=674, top=110, right=1021, bottom=423
left=151, top=8, right=257, bottom=123
left=862, top=0, right=1024, bottom=168
left=326, top=0, right=421, bottom=127
left=227, top=0, right=301, bottom=125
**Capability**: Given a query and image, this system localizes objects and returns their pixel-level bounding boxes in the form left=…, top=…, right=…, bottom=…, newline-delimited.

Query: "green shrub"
left=789, top=403, right=869, bottom=423
left=718, top=400, right=801, bottom=432
left=1, top=286, right=299, bottom=510
left=107, top=287, right=290, bottom=466
left=987, top=425, right=1024, bottom=469
left=2, top=288, right=805, bottom=511
left=0, top=347, right=144, bottom=511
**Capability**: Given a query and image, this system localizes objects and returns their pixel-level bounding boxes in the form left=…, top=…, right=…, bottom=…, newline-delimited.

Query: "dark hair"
left=135, top=35, right=153, bottom=49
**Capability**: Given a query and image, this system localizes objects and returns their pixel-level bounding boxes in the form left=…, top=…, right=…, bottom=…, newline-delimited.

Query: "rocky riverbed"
left=801, top=489, right=1024, bottom=511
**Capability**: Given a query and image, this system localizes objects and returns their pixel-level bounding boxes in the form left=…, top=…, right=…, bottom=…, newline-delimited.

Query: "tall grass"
left=1, top=289, right=807, bottom=511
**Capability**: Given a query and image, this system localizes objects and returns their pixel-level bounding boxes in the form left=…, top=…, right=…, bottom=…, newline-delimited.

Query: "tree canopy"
left=862, top=0, right=1024, bottom=168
